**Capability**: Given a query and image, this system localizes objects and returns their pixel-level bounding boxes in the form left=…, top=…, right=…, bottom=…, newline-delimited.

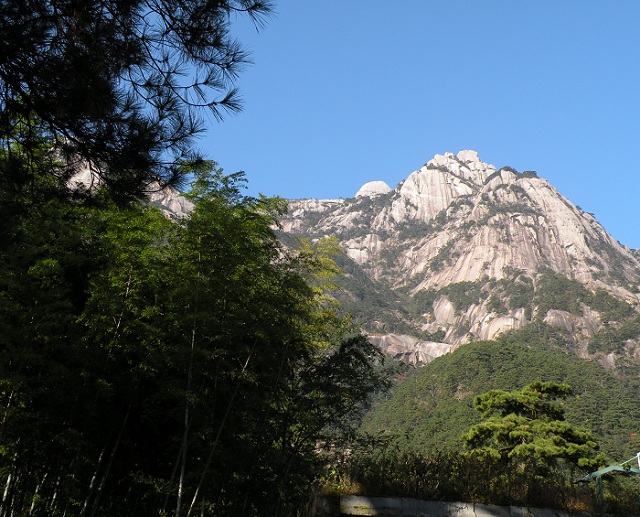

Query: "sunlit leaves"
left=462, top=382, right=602, bottom=470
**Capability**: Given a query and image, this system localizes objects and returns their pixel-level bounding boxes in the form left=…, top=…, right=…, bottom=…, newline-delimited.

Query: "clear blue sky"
left=202, top=1, right=640, bottom=249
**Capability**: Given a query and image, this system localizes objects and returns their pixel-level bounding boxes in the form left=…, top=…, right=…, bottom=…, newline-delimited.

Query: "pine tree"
left=462, top=381, right=603, bottom=506
left=0, top=0, right=272, bottom=200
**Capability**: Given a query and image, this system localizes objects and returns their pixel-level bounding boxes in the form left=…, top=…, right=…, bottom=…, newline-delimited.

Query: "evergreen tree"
left=461, top=381, right=603, bottom=505
left=0, top=0, right=272, bottom=200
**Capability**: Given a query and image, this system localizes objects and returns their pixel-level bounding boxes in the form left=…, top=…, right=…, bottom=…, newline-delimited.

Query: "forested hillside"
left=330, top=326, right=640, bottom=513
left=361, top=327, right=640, bottom=461
left=0, top=152, right=387, bottom=516
left=5, top=1, right=640, bottom=514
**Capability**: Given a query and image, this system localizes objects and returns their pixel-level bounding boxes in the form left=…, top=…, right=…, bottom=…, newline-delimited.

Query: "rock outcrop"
left=278, top=151, right=640, bottom=363
left=355, top=181, right=392, bottom=198
left=368, top=334, right=453, bottom=366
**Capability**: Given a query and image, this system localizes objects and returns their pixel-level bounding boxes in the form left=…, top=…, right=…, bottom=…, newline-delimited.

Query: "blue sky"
left=202, top=1, right=640, bottom=248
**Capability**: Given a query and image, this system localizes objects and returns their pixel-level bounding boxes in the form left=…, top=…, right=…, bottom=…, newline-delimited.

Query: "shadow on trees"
left=324, top=446, right=640, bottom=515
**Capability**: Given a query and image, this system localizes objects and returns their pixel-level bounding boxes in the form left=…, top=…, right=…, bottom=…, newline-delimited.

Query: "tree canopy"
left=462, top=382, right=601, bottom=468
left=0, top=5, right=393, bottom=514
left=459, top=381, right=603, bottom=506
left=0, top=139, right=387, bottom=515
left=0, top=0, right=271, bottom=199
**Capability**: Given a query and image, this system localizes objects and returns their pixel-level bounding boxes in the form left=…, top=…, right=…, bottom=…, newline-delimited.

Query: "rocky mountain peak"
left=278, top=151, right=640, bottom=363
left=391, top=150, right=496, bottom=223
left=425, top=149, right=496, bottom=184
left=148, top=150, right=640, bottom=365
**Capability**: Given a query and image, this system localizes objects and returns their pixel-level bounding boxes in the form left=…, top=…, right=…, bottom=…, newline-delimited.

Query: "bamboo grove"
left=0, top=141, right=387, bottom=516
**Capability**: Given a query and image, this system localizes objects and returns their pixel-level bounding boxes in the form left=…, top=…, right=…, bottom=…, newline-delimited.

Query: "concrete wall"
left=310, top=495, right=592, bottom=517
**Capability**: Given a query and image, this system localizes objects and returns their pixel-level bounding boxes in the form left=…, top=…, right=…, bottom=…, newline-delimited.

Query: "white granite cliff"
left=280, top=150, right=640, bottom=363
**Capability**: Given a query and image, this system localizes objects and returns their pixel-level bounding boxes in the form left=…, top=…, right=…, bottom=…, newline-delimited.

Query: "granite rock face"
left=147, top=185, right=194, bottom=219
left=278, top=151, right=640, bottom=363
left=367, top=334, right=453, bottom=366
left=356, top=181, right=392, bottom=198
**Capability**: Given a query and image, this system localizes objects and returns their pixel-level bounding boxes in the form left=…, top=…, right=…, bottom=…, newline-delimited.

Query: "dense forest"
left=361, top=330, right=640, bottom=459
left=0, top=146, right=388, bottom=515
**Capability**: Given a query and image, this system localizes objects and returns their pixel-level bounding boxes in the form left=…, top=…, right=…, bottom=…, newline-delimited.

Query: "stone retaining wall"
left=310, top=495, right=592, bottom=517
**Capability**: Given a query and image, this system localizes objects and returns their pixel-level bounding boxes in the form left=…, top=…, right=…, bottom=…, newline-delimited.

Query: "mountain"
left=278, top=150, right=640, bottom=365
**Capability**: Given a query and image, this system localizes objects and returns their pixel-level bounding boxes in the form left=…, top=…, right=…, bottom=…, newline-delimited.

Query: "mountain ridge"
left=278, top=150, right=640, bottom=364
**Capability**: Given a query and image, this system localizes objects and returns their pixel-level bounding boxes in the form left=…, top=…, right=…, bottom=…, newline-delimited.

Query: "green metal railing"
left=579, top=453, right=640, bottom=501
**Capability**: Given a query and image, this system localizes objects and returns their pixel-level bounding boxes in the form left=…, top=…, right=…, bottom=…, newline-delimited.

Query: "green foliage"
left=481, top=274, right=535, bottom=316
left=439, top=281, right=488, bottom=313
left=460, top=382, right=602, bottom=507
left=507, top=184, right=528, bottom=197
left=355, top=337, right=640, bottom=511
left=426, top=163, right=449, bottom=172
left=497, top=322, right=569, bottom=349
left=517, top=170, right=539, bottom=178
left=1, top=0, right=271, bottom=200
left=534, top=269, right=590, bottom=317
left=589, top=288, right=634, bottom=322
left=361, top=337, right=640, bottom=462
left=408, top=289, right=438, bottom=317
left=329, top=251, right=429, bottom=338
left=434, top=209, right=448, bottom=227
left=504, top=275, right=535, bottom=310
left=487, top=201, right=537, bottom=218
left=586, top=236, right=634, bottom=286
left=597, top=475, right=640, bottom=515
left=395, top=220, right=438, bottom=241
left=534, top=269, right=636, bottom=325
left=462, top=382, right=601, bottom=467
left=429, top=240, right=457, bottom=272
left=448, top=195, right=474, bottom=212
left=588, top=314, right=640, bottom=354
left=336, top=436, right=595, bottom=510
left=0, top=150, right=387, bottom=516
